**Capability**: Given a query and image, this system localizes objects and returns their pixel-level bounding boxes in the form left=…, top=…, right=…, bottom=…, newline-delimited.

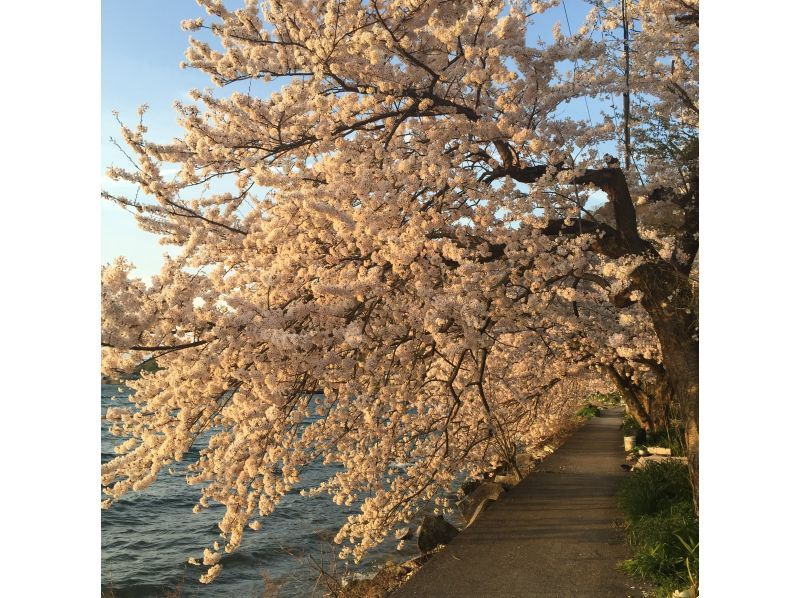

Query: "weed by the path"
left=618, top=460, right=692, bottom=519
left=618, top=461, right=698, bottom=597
left=576, top=404, right=601, bottom=419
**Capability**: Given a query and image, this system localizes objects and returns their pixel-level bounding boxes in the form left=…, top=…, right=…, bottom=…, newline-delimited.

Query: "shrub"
left=625, top=501, right=696, bottom=558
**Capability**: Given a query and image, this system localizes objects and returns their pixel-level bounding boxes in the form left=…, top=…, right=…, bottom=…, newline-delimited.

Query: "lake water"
left=101, top=384, right=433, bottom=597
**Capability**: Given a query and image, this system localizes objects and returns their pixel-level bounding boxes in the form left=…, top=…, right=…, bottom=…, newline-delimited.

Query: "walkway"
left=392, top=408, right=647, bottom=597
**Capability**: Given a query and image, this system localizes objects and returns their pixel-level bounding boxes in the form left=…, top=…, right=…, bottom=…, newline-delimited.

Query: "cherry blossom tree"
left=102, top=0, right=698, bottom=583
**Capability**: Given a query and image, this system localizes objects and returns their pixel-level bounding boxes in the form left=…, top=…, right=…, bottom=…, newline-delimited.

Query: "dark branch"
left=101, top=340, right=208, bottom=352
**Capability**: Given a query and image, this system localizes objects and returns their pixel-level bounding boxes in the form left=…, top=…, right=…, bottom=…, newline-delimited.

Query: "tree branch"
left=101, top=340, right=208, bottom=352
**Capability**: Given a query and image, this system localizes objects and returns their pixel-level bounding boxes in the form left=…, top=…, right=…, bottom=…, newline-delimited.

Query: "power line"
left=597, top=1, right=646, bottom=187
left=561, top=0, right=593, bottom=126
left=622, top=0, right=632, bottom=170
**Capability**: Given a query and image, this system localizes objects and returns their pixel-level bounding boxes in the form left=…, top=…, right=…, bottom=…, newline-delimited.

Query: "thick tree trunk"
left=647, top=376, right=673, bottom=432
left=661, top=343, right=698, bottom=514
left=633, top=262, right=699, bottom=514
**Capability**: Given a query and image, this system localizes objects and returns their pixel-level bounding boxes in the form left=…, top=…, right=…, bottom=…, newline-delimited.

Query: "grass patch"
left=587, top=391, right=623, bottom=407
left=620, top=501, right=698, bottom=594
left=576, top=403, right=602, bottom=419
left=618, top=460, right=692, bottom=518
left=618, top=461, right=698, bottom=596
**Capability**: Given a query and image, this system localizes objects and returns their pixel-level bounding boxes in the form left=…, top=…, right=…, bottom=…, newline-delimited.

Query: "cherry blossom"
left=102, top=0, right=699, bottom=582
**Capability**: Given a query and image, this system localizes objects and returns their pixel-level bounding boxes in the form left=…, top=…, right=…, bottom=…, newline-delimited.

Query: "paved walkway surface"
left=392, top=408, right=648, bottom=597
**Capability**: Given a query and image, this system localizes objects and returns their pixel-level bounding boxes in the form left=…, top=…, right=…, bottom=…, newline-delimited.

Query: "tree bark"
left=647, top=374, right=673, bottom=432
left=606, top=365, right=654, bottom=431
left=632, top=261, right=699, bottom=513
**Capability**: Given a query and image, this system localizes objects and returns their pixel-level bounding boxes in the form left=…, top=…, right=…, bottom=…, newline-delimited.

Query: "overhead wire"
left=561, top=0, right=594, bottom=126
left=597, top=1, right=646, bottom=187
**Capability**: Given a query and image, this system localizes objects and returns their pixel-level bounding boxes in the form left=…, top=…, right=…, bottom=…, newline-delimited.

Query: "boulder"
left=417, top=515, right=459, bottom=553
left=457, top=481, right=505, bottom=527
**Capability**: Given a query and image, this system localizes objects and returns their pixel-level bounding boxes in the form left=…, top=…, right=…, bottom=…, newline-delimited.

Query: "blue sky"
left=102, top=0, right=208, bottom=278
left=102, top=0, right=600, bottom=280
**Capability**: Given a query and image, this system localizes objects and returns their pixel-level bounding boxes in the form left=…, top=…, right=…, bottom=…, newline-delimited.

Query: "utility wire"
left=561, top=0, right=595, bottom=232
left=598, top=2, right=646, bottom=188
left=561, top=0, right=594, bottom=126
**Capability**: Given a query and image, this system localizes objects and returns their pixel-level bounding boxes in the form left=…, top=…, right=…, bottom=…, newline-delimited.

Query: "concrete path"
left=392, top=408, right=648, bottom=598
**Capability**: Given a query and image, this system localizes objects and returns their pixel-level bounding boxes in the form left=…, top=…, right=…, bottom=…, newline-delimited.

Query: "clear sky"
left=101, top=0, right=600, bottom=280
left=102, top=0, right=208, bottom=278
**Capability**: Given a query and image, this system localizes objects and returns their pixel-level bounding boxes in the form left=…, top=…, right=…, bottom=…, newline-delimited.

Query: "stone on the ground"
left=341, top=562, right=411, bottom=597
left=633, top=455, right=688, bottom=471
left=457, top=482, right=505, bottom=527
left=647, top=446, right=672, bottom=456
left=417, top=514, right=460, bottom=553
left=399, top=559, right=418, bottom=572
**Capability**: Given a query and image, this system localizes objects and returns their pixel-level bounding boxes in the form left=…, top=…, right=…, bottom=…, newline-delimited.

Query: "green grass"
left=576, top=404, right=602, bottom=419
left=587, top=391, right=623, bottom=407
left=618, top=461, right=698, bottom=596
left=618, top=460, right=693, bottom=518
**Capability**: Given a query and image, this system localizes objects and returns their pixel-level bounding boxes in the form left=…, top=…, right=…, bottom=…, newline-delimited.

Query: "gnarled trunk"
left=634, top=262, right=699, bottom=513
left=606, top=365, right=654, bottom=431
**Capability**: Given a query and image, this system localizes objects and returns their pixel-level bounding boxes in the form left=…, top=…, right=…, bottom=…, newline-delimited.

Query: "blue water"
left=101, top=385, right=429, bottom=597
